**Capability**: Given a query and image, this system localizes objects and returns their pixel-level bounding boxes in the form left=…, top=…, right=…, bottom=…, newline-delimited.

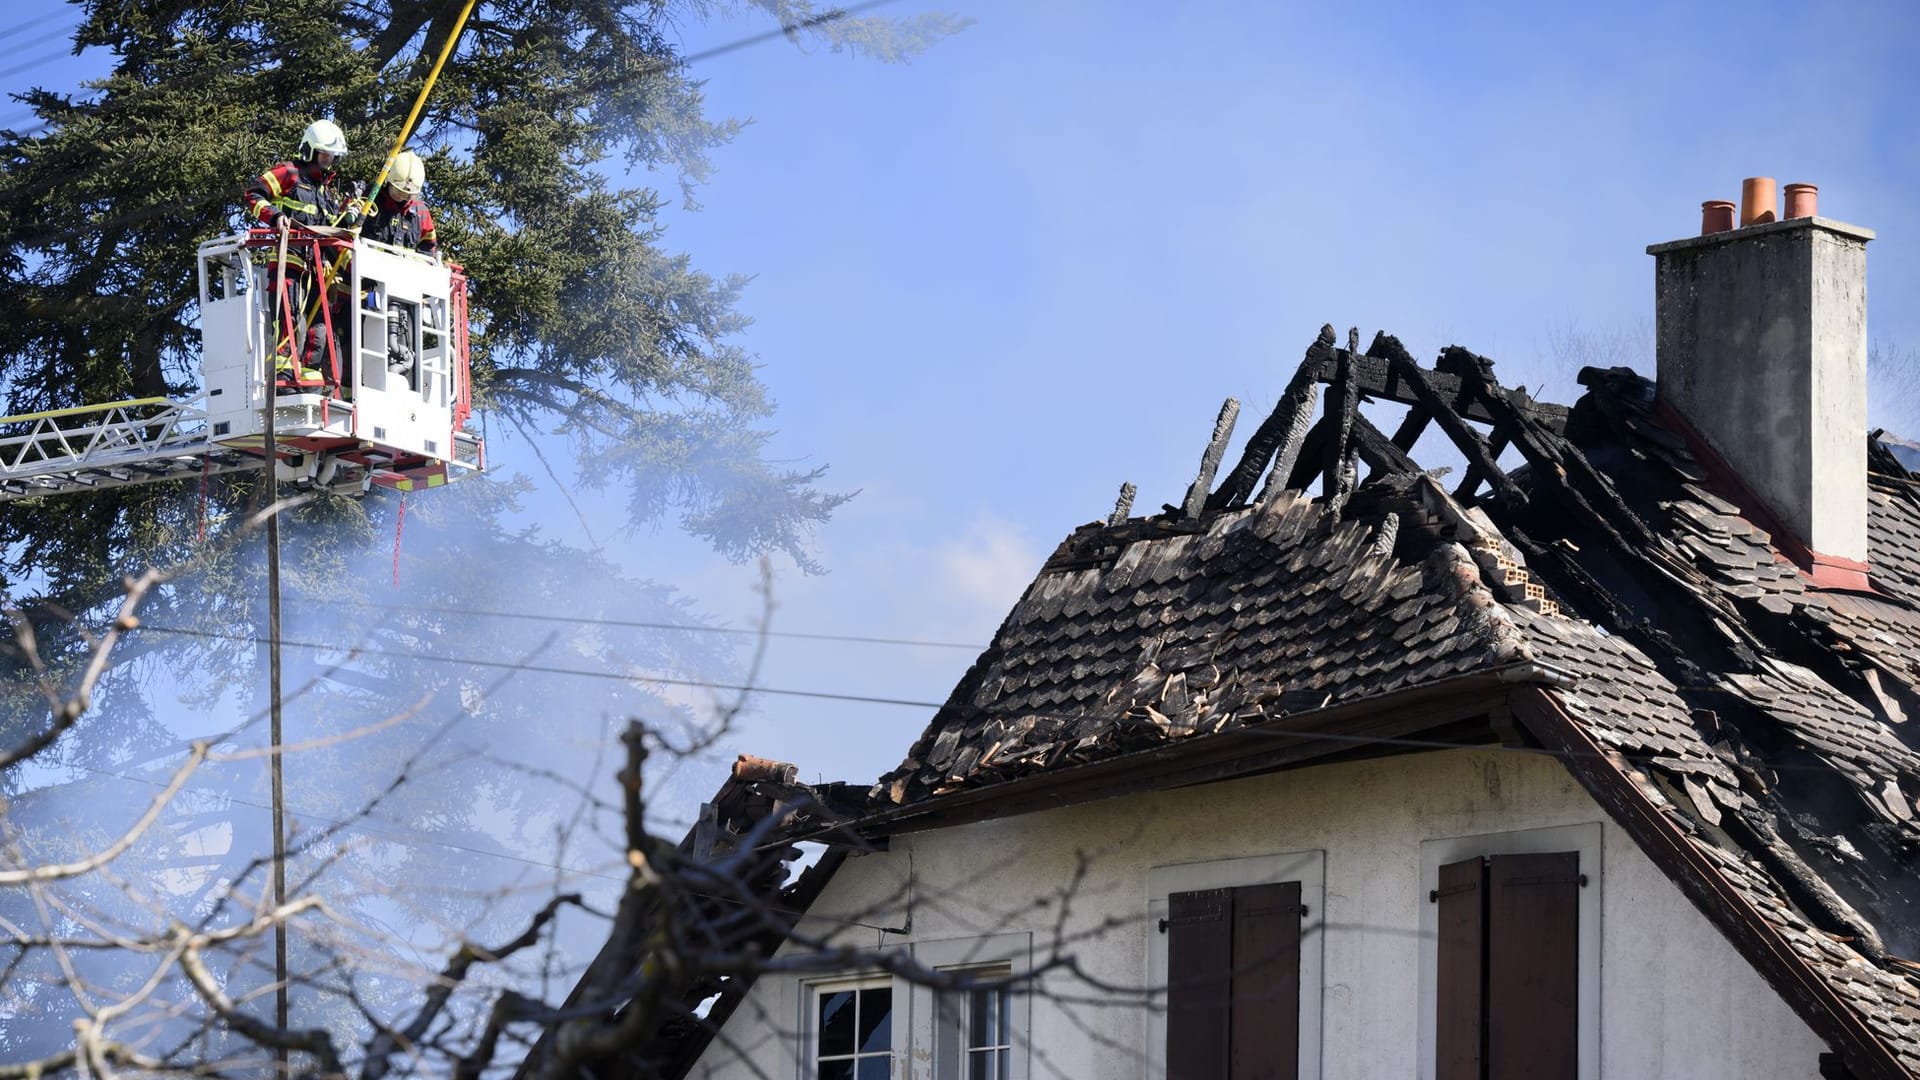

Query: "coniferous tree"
left=0, top=0, right=956, bottom=747
left=0, top=2, right=962, bottom=1065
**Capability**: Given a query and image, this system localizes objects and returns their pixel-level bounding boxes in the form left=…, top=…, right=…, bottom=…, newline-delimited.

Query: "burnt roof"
left=869, top=326, right=1920, bottom=1077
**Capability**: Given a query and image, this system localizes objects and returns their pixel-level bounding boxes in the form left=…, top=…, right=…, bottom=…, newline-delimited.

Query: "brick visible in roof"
left=870, top=332, right=1920, bottom=1076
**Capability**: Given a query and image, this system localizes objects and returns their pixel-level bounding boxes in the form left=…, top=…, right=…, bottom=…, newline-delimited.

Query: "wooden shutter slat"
left=1230, top=880, right=1300, bottom=1080
left=1435, top=857, right=1486, bottom=1080
left=1487, top=851, right=1579, bottom=1080
left=1168, top=887, right=1233, bottom=1080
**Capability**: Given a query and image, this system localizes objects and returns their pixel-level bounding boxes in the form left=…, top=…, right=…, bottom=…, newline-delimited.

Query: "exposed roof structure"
left=594, top=325, right=1920, bottom=1079
left=512, top=756, right=863, bottom=1079
left=859, top=327, right=1920, bottom=1078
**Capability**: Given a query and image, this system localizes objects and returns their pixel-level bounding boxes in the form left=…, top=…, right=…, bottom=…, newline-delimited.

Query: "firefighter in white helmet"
left=242, top=119, right=361, bottom=390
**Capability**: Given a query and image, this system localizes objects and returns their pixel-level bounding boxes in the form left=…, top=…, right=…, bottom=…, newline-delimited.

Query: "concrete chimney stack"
left=1649, top=211, right=1874, bottom=577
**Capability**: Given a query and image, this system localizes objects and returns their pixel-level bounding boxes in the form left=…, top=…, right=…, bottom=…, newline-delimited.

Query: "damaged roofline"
left=825, top=661, right=1576, bottom=842
left=1511, top=685, right=1910, bottom=1080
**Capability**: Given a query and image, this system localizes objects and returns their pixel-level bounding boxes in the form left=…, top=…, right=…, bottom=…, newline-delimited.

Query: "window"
left=1147, top=851, right=1324, bottom=1080
left=812, top=977, right=894, bottom=1080
left=933, top=965, right=1014, bottom=1080
left=794, top=934, right=1029, bottom=1080
left=911, top=933, right=1032, bottom=1080
left=1419, top=824, right=1600, bottom=1080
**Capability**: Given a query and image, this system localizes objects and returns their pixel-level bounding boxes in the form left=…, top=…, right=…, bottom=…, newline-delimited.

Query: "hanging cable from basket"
left=392, top=492, right=407, bottom=588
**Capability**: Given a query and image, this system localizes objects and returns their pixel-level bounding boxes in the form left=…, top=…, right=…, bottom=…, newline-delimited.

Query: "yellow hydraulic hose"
left=360, top=0, right=480, bottom=217
left=307, top=0, right=479, bottom=359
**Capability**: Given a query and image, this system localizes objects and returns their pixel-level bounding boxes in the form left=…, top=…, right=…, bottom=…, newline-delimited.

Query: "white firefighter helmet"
left=298, top=119, right=348, bottom=161
left=387, top=150, right=426, bottom=198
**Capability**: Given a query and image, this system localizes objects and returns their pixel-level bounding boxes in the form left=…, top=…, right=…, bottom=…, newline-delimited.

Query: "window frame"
left=805, top=973, right=899, bottom=1079
left=931, top=962, right=1014, bottom=1079
left=908, top=931, right=1032, bottom=1080
left=1145, top=850, right=1326, bottom=1080
left=1417, top=822, right=1602, bottom=1080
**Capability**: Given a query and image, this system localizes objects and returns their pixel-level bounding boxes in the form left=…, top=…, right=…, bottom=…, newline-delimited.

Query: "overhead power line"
left=4, top=21, right=80, bottom=59
left=134, top=623, right=953, bottom=710
left=49, top=755, right=628, bottom=883
left=680, top=0, right=899, bottom=63
left=0, top=44, right=82, bottom=85
left=333, top=598, right=987, bottom=651
left=0, top=8, right=77, bottom=41
left=121, top=621, right=1861, bottom=777
left=0, top=0, right=902, bottom=233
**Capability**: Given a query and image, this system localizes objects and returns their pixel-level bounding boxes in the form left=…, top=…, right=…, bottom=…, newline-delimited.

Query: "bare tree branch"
left=0, top=569, right=162, bottom=770
left=0, top=742, right=211, bottom=885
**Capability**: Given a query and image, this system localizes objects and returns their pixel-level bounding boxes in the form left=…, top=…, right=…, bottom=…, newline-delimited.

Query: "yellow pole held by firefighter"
left=309, top=0, right=478, bottom=347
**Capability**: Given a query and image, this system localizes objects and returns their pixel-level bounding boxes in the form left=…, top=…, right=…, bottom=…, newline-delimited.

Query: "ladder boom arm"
left=0, top=396, right=260, bottom=501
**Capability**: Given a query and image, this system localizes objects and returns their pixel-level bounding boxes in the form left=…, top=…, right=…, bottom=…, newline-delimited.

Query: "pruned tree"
left=0, top=539, right=1121, bottom=1078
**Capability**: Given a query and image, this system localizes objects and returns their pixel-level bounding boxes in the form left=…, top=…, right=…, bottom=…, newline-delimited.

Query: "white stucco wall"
left=691, top=747, right=1826, bottom=1079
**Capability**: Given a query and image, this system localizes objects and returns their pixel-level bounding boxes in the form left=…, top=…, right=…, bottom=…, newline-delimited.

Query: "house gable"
left=693, top=747, right=1828, bottom=1078
left=851, top=324, right=1920, bottom=1077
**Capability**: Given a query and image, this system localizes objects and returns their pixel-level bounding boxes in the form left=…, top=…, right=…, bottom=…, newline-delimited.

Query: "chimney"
left=1648, top=195, right=1874, bottom=581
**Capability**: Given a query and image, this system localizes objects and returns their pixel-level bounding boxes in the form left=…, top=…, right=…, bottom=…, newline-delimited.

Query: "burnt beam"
left=1388, top=403, right=1432, bottom=453
left=1323, top=329, right=1360, bottom=518
left=1370, top=333, right=1528, bottom=511
left=1306, top=343, right=1569, bottom=433
left=1285, top=414, right=1335, bottom=493
left=1350, top=413, right=1420, bottom=482
left=1453, top=428, right=1513, bottom=503
left=1183, top=398, right=1240, bottom=519
left=1209, top=328, right=1334, bottom=511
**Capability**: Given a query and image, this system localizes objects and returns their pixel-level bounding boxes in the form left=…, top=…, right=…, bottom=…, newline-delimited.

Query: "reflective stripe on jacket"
left=243, top=161, right=342, bottom=229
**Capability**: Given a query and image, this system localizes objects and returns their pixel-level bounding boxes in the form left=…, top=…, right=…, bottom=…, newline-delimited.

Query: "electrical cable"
left=679, top=0, right=899, bottom=64
left=0, top=44, right=83, bottom=84
left=5, top=21, right=80, bottom=57
left=328, top=597, right=987, bottom=651
left=0, top=1, right=901, bottom=251
left=0, top=8, right=76, bottom=41
left=40, top=754, right=629, bottom=883
left=113, top=616, right=1876, bottom=778
left=132, top=622, right=952, bottom=709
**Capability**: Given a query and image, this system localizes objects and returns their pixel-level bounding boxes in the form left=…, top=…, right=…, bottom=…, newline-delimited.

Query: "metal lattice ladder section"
left=0, top=395, right=259, bottom=501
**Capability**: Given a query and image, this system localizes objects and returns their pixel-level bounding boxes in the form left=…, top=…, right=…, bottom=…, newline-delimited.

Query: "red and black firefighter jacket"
left=364, top=193, right=438, bottom=256
left=242, top=161, right=352, bottom=271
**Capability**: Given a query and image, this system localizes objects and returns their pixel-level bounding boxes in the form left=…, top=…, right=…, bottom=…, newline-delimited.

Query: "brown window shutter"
left=1486, top=852, right=1579, bottom=1080
left=1230, top=880, right=1301, bottom=1080
left=1435, top=857, right=1487, bottom=1080
left=1167, top=887, right=1233, bottom=1080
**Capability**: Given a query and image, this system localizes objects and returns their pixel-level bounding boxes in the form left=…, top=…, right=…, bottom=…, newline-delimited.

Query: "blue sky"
left=6, top=0, right=1920, bottom=801
left=638, top=0, right=1920, bottom=788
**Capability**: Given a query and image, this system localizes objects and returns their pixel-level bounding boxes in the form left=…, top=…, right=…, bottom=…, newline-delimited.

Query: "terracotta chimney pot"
left=1784, top=183, right=1819, bottom=219
left=1740, top=177, right=1778, bottom=226
left=1701, top=200, right=1737, bottom=235
left=733, top=753, right=798, bottom=784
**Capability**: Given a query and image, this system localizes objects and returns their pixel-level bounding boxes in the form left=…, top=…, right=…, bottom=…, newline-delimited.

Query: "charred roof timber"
left=864, top=298, right=1920, bottom=1073
left=596, top=194, right=1920, bottom=1079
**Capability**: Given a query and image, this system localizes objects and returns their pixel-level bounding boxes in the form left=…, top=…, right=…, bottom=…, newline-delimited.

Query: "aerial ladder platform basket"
left=0, top=227, right=485, bottom=503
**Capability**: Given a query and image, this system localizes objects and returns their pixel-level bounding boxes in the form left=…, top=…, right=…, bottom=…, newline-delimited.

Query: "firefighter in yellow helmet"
left=364, top=150, right=438, bottom=256
left=363, top=150, right=441, bottom=380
